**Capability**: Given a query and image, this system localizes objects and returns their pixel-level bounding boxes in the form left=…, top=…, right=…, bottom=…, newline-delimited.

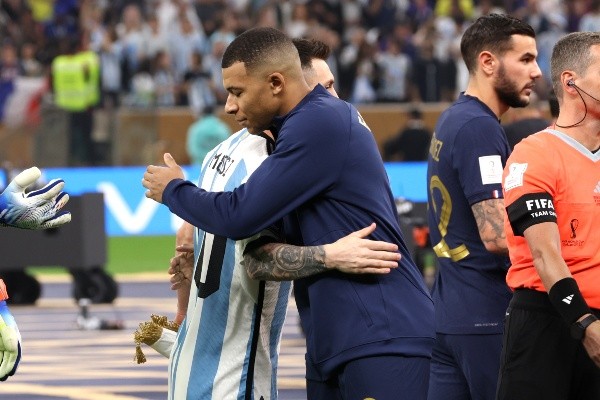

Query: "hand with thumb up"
left=142, top=153, right=185, bottom=203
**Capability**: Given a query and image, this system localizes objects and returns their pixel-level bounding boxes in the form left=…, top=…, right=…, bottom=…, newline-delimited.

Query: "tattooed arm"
left=471, top=198, right=508, bottom=255
left=244, top=223, right=402, bottom=281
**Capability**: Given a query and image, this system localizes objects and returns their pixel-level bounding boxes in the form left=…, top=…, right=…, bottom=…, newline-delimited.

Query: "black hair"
left=221, top=27, right=295, bottom=73
left=292, top=38, right=331, bottom=69
left=461, top=13, right=535, bottom=74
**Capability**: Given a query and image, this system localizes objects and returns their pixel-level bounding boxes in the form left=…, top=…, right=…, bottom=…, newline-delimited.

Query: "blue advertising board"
left=7, top=163, right=426, bottom=236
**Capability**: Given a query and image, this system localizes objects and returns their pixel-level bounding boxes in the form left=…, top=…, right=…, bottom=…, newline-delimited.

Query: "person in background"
left=383, top=107, right=431, bottom=161
left=426, top=14, right=541, bottom=400
left=0, top=42, right=20, bottom=123
left=51, top=38, right=100, bottom=166
left=152, top=50, right=177, bottom=107
left=185, top=106, right=231, bottom=166
left=19, top=42, right=43, bottom=78
left=0, top=166, right=71, bottom=381
left=181, top=51, right=216, bottom=116
left=497, top=30, right=600, bottom=400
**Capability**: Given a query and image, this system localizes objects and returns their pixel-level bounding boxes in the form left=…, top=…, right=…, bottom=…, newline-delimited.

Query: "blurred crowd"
left=1, top=0, right=599, bottom=120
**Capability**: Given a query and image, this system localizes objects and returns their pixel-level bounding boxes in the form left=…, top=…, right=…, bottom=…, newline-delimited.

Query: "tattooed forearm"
left=244, top=243, right=329, bottom=281
left=472, top=199, right=508, bottom=255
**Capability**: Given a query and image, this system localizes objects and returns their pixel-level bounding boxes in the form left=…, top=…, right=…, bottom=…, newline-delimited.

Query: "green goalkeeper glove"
left=0, top=300, right=21, bottom=381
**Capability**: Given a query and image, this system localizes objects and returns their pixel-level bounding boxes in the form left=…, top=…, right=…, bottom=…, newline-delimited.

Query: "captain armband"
left=0, top=279, right=8, bottom=301
left=548, top=278, right=591, bottom=324
left=506, top=192, right=557, bottom=236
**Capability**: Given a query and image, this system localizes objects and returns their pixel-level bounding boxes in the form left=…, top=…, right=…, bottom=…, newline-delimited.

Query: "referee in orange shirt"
left=497, top=32, right=600, bottom=399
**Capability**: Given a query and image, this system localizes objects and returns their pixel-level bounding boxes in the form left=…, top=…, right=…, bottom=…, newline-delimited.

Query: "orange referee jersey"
left=503, top=129, right=600, bottom=309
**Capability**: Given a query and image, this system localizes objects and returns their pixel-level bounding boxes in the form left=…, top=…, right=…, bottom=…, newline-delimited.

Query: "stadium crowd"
left=1, top=0, right=599, bottom=122
left=0, top=0, right=597, bottom=166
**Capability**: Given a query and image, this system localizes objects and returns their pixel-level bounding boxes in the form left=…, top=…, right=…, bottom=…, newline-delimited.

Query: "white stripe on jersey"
left=169, top=129, right=291, bottom=400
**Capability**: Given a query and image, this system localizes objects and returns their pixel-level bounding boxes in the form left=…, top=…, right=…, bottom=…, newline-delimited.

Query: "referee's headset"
left=566, top=79, right=600, bottom=102
left=555, top=79, right=600, bottom=128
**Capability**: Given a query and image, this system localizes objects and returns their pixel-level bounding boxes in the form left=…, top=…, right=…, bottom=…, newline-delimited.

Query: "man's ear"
left=268, top=72, right=284, bottom=95
left=479, top=51, right=496, bottom=76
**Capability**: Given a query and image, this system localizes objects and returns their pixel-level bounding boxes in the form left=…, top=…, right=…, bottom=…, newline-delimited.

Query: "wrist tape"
left=548, top=277, right=591, bottom=324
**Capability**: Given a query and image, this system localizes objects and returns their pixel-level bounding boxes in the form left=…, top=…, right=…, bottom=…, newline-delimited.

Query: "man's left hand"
left=142, top=153, right=184, bottom=203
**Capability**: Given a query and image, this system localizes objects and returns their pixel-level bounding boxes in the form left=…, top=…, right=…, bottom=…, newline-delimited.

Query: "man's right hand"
left=169, top=244, right=194, bottom=291
left=323, top=223, right=401, bottom=274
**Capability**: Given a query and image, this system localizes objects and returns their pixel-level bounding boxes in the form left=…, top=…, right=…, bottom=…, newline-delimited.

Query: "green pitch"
left=28, top=235, right=175, bottom=276
left=106, top=235, right=175, bottom=274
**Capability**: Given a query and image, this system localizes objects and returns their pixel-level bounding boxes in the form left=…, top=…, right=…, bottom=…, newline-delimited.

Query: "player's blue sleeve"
left=452, top=117, right=510, bottom=205
left=163, top=107, right=348, bottom=240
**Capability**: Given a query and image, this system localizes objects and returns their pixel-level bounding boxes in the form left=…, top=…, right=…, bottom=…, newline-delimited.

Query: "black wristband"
left=548, top=277, right=591, bottom=324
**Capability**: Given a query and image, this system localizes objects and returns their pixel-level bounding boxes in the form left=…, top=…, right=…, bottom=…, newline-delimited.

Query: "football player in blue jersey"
left=143, top=28, right=435, bottom=400
left=426, top=14, right=541, bottom=400
left=136, top=38, right=401, bottom=400
left=0, top=166, right=71, bottom=381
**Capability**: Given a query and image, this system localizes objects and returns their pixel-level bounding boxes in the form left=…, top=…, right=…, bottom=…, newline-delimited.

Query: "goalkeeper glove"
left=0, top=167, right=71, bottom=229
left=0, top=299, right=21, bottom=381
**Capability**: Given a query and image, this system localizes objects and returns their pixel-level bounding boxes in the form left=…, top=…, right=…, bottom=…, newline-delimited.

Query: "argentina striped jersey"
left=168, top=128, right=291, bottom=400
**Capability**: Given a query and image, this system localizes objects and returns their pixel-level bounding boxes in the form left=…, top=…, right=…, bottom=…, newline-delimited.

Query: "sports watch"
left=570, top=314, right=598, bottom=340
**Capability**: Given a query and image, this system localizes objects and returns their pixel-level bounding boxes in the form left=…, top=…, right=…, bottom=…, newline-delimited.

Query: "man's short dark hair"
left=550, top=31, right=600, bottom=98
left=221, top=27, right=296, bottom=73
left=460, top=13, right=535, bottom=74
left=292, top=38, right=331, bottom=69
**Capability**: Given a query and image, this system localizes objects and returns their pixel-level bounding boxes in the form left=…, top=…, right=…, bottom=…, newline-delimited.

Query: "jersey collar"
left=269, top=85, right=328, bottom=137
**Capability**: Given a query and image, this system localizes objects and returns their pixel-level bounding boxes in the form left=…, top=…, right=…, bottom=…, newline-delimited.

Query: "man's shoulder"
left=212, top=128, right=265, bottom=150
left=510, top=130, right=556, bottom=160
left=291, top=95, right=351, bottom=132
left=445, top=96, right=495, bottom=120
left=437, top=100, right=500, bottom=138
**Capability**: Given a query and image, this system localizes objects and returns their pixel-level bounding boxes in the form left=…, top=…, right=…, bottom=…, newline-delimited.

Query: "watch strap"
left=574, top=314, right=598, bottom=340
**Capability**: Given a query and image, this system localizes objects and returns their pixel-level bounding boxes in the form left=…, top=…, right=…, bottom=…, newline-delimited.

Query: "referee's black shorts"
left=496, top=289, right=600, bottom=400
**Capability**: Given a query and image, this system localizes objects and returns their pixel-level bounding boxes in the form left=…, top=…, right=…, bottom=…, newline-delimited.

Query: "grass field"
left=28, top=235, right=175, bottom=276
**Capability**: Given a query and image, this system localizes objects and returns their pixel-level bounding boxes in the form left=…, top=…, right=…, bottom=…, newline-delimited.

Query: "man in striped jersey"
left=139, top=38, right=399, bottom=400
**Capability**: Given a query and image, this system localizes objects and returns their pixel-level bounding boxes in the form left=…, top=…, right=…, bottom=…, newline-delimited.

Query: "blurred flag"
left=1, top=76, right=47, bottom=128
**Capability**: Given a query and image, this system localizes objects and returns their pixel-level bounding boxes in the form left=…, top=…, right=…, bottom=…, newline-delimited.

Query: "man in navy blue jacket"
left=143, top=27, right=435, bottom=400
